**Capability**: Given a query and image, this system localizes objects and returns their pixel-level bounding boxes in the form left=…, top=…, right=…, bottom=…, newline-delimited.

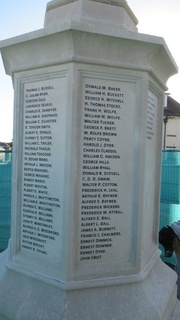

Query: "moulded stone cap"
left=44, top=0, right=138, bottom=32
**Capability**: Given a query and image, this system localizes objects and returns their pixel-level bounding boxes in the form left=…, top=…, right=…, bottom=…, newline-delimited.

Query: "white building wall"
left=163, top=117, right=180, bottom=150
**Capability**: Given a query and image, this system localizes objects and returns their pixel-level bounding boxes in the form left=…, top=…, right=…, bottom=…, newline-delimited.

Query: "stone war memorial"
left=0, top=0, right=178, bottom=319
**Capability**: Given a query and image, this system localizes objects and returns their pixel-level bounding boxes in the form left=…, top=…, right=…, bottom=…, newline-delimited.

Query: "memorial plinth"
left=0, top=0, right=178, bottom=319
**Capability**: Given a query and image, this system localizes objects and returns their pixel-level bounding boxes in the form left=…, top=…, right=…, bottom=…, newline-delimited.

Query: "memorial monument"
left=0, top=0, right=178, bottom=319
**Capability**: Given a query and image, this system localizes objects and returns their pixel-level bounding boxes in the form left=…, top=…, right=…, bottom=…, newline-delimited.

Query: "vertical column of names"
left=21, top=78, right=65, bottom=260
left=146, top=92, right=157, bottom=141
left=79, top=78, right=126, bottom=262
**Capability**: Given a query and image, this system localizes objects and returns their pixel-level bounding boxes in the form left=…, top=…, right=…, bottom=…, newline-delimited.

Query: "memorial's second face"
left=75, top=70, right=142, bottom=278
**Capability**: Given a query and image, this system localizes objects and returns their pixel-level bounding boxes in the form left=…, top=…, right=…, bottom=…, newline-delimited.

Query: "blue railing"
left=0, top=150, right=12, bottom=252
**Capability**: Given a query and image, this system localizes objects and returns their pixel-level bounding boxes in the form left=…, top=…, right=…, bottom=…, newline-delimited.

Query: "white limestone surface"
left=0, top=0, right=178, bottom=319
left=44, top=0, right=138, bottom=32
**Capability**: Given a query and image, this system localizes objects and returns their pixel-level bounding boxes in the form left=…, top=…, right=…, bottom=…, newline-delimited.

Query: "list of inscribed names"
left=79, top=77, right=134, bottom=263
left=146, top=91, right=158, bottom=141
left=21, top=77, right=66, bottom=260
